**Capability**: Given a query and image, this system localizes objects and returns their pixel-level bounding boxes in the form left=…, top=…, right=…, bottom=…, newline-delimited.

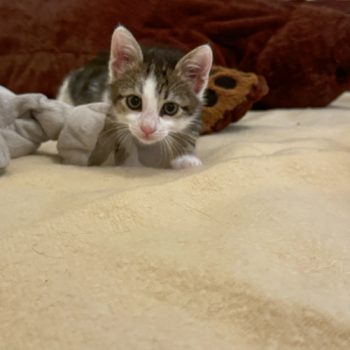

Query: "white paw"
left=171, top=154, right=202, bottom=169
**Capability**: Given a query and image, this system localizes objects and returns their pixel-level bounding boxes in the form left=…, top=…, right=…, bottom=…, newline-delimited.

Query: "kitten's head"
left=107, top=26, right=213, bottom=145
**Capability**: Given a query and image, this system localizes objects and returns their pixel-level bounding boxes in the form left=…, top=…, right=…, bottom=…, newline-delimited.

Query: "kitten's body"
left=58, top=27, right=212, bottom=169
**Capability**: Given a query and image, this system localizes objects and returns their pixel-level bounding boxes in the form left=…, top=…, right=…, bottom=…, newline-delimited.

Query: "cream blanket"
left=1, top=93, right=350, bottom=349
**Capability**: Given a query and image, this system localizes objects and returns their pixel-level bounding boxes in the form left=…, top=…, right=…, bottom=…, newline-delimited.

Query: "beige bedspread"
left=1, top=93, right=350, bottom=349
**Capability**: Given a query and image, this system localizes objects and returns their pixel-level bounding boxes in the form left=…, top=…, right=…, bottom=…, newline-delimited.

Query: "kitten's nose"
left=140, top=125, right=156, bottom=136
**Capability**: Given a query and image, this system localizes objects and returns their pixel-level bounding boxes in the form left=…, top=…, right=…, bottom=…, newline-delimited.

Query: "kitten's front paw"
left=171, top=155, right=202, bottom=169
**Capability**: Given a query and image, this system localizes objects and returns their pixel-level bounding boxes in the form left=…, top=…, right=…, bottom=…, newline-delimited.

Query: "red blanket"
left=0, top=0, right=349, bottom=108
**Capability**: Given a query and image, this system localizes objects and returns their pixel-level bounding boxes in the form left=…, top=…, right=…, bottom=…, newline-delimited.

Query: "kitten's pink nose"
left=140, top=125, right=156, bottom=136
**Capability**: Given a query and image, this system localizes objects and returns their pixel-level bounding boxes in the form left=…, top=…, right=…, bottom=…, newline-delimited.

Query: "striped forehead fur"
left=109, top=57, right=201, bottom=116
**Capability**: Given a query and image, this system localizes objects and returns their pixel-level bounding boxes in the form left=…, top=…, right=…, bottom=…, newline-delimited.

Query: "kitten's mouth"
left=131, top=130, right=167, bottom=145
left=137, top=134, right=164, bottom=145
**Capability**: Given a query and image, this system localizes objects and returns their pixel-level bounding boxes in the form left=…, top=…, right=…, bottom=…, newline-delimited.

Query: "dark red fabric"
left=295, top=0, right=350, bottom=13
left=0, top=0, right=350, bottom=108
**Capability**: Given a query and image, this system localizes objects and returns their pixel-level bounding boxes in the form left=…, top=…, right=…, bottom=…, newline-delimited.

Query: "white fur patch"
left=170, top=154, right=202, bottom=169
left=128, top=75, right=167, bottom=145
left=141, top=75, right=158, bottom=128
left=57, top=78, right=73, bottom=105
left=102, top=89, right=110, bottom=103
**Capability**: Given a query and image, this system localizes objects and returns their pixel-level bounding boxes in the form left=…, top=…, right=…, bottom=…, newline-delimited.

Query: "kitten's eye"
left=161, top=102, right=179, bottom=116
left=126, top=95, right=142, bottom=110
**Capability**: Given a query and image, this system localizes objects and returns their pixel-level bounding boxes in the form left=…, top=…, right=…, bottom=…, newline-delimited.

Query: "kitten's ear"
left=175, top=44, right=213, bottom=97
left=109, top=26, right=143, bottom=80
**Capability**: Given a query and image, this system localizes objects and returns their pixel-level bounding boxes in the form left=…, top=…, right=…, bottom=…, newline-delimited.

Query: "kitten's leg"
left=170, top=154, right=202, bottom=169
left=122, top=144, right=142, bottom=167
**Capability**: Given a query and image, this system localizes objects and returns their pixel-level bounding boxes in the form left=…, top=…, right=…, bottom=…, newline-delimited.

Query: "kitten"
left=57, top=26, right=213, bottom=169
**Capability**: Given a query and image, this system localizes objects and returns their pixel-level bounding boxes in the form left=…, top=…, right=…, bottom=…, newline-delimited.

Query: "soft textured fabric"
left=0, top=86, right=109, bottom=171
left=0, top=0, right=350, bottom=108
left=1, top=93, right=350, bottom=349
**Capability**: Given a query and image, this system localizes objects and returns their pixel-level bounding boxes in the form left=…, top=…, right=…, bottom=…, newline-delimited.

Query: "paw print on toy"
left=200, top=66, right=269, bottom=134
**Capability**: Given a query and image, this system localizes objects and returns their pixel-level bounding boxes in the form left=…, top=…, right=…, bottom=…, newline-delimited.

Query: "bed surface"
left=1, top=94, right=350, bottom=349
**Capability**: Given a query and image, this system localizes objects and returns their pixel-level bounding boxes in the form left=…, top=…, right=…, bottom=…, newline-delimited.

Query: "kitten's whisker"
left=98, top=124, right=130, bottom=153
left=116, top=130, right=130, bottom=145
left=159, top=139, right=166, bottom=160
left=163, top=138, right=173, bottom=162
left=162, top=143, right=168, bottom=165
left=96, top=126, right=124, bottom=149
left=171, top=132, right=196, bottom=157
left=101, top=123, right=129, bottom=140
left=168, top=135, right=184, bottom=159
left=173, top=140, right=185, bottom=157
left=164, top=137, right=174, bottom=161
left=170, top=132, right=196, bottom=149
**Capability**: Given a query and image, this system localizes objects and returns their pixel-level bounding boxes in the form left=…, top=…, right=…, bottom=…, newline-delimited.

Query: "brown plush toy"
left=201, top=66, right=269, bottom=134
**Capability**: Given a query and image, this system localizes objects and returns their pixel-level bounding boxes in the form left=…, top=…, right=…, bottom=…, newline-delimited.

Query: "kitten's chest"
left=122, top=145, right=141, bottom=167
left=120, top=142, right=170, bottom=168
